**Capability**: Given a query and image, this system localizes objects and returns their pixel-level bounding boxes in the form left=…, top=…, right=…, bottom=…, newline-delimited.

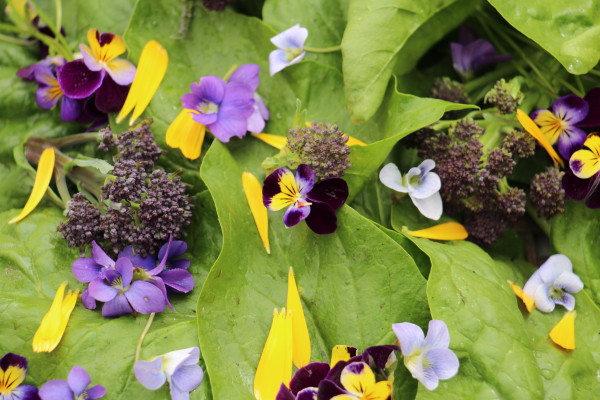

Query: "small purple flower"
left=87, top=258, right=166, bottom=317
left=0, top=353, right=39, bottom=400
left=134, top=347, right=203, bottom=400
left=39, top=366, right=105, bottom=400
left=72, top=241, right=115, bottom=283
left=263, top=164, right=349, bottom=234
left=228, top=64, right=270, bottom=133
left=392, top=320, right=459, bottom=390
left=450, top=26, right=511, bottom=78
left=269, top=25, right=308, bottom=76
left=562, top=133, right=600, bottom=208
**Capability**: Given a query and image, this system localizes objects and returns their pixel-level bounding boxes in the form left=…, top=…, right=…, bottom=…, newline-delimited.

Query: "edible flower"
left=516, top=109, right=564, bottom=168
left=134, top=347, right=204, bottom=400
left=549, top=311, right=576, bottom=350
left=563, top=133, right=600, bottom=208
left=0, top=353, right=38, bottom=400
left=32, top=57, right=81, bottom=121
left=379, top=160, right=443, bottom=220
left=117, top=40, right=169, bottom=125
left=166, top=109, right=205, bottom=160
left=531, top=95, right=589, bottom=159
left=392, top=320, right=459, bottom=390
left=405, top=222, right=468, bottom=241
left=9, top=146, right=55, bottom=224
left=287, top=268, right=310, bottom=367
left=39, top=366, right=105, bottom=400
left=450, top=26, right=511, bottom=79
left=325, top=362, right=391, bottom=400
left=32, top=283, right=78, bottom=353
left=243, top=171, right=270, bottom=254
left=263, top=164, right=348, bottom=234
left=522, top=254, right=583, bottom=313
left=269, top=25, right=308, bottom=76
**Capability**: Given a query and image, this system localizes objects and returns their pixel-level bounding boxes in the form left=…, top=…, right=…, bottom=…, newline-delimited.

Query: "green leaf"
left=342, top=0, right=475, bottom=122
left=197, top=140, right=429, bottom=399
left=487, top=0, right=600, bottom=74
left=64, top=156, right=114, bottom=175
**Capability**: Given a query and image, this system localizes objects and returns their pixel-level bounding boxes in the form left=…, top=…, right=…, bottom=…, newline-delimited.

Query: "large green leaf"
left=487, top=0, right=600, bottom=74
left=197, top=140, right=429, bottom=399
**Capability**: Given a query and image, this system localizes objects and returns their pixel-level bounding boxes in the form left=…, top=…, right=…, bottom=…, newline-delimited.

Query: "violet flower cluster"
left=73, top=236, right=194, bottom=317
left=58, top=121, right=193, bottom=257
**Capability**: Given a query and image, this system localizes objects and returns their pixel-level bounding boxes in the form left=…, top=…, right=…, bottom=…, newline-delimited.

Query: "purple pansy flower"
left=263, top=164, right=349, bottom=235
left=87, top=257, right=166, bottom=317
left=269, top=25, right=308, bottom=76
left=0, top=353, right=39, bottom=400
left=450, top=26, right=511, bottom=78
left=39, top=366, right=105, bottom=400
left=134, top=347, right=203, bottom=400
left=228, top=64, right=270, bottom=133
left=562, top=133, right=600, bottom=208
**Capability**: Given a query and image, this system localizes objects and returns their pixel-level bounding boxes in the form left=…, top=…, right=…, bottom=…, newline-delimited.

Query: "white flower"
left=269, top=24, right=308, bottom=76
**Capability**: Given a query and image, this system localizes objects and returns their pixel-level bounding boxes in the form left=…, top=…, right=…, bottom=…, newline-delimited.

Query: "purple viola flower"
left=263, top=164, right=349, bottom=235
left=531, top=95, right=590, bottom=159
left=72, top=241, right=115, bottom=283
left=450, top=26, right=511, bottom=79
left=0, top=353, right=39, bottom=400
left=562, top=133, right=600, bottom=208
left=228, top=64, right=270, bottom=133
left=392, top=320, right=459, bottom=391
left=269, top=25, right=308, bottom=76
left=39, top=366, right=105, bottom=400
left=87, top=257, right=166, bottom=317
left=181, top=74, right=254, bottom=142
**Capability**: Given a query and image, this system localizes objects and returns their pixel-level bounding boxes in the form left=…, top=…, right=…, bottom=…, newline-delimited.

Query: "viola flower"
left=0, top=353, right=39, bottom=400
left=318, top=362, right=391, bottom=400
left=270, top=25, right=308, bottom=76
left=564, top=133, right=600, bottom=208
left=39, top=366, right=105, bottom=400
left=228, top=64, right=270, bottom=133
left=134, top=347, right=203, bottom=400
left=263, top=164, right=349, bottom=234
left=32, top=283, right=78, bottom=353
left=522, top=254, right=583, bottom=313
left=379, top=160, right=443, bottom=220
left=87, top=257, right=166, bottom=317
left=531, top=95, right=589, bottom=159
left=450, top=26, right=511, bottom=78
left=392, top=320, right=459, bottom=390
left=72, top=241, right=116, bottom=284
left=31, top=58, right=81, bottom=121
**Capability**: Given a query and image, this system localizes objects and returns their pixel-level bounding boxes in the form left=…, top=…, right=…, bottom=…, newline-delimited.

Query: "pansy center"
left=197, top=100, right=219, bottom=115
left=549, top=285, right=564, bottom=300
left=75, top=390, right=89, bottom=400
left=285, top=47, right=303, bottom=62
left=403, top=173, right=423, bottom=189
left=111, top=276, right=129, bottom=293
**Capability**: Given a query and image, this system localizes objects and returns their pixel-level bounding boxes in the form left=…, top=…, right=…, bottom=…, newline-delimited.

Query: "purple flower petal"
left=125, top=281, right=167, bottom=314
left=36, top=84, right=61, bottom=109
left=60, top=96, right=81, bottom=122
left=39, top=379, right=73, bottom=400
left=306, top=178, right=348, bottom=210
left=263, top=167, right=292, bottom=209
left=91, top=241, right=115, bottom=268
left=191, top=111, right=218, bottom=125
left=34, top=64, right=57, bottom=86
left=181, top=90, right=202, bottom=111
left=271, top=25, right=308, bottom=50
left=0, top=352, right=28, bottom=369
left=72, top=257, right=103, bottom=283
left=105, top=59, right=136, bottom=86
left=276, top=384, right=296, bottom=400
left=410, top=172, right=441, bottom=200
left=247, top=93, right=269, bottom=133
left=418, top=360, right=440, bottom=391
left=423, top=320, right=451, bottom=349
left=579, top=88, right=600, bottom=127
left=102, top=294, right=133, bottom=317
left=428, top=348, right=459, bottom=380
left=17, top=64, right=36, bottom=80
left=134, top=357, right=166, bottom=390
left=119, top=246, right=157, bottom=270
left=86, top=385, right=106, bottom=400
left=557, top=126, right=587, bottom=160
left=304, top=202, right=337, bottom=234
left=554, top=271, right=584, bottom=294
left=160, top=269, right=195, bottom=293
left=81, top=289, right=97, bottom=310
left=283, top=204, right=311, bottom=227
left=316, top=379, right=346, bottom=399
left=361, top=345, right=399, bottom=370
left=554, top=292, right=576, bottom=310
left=269, top=49, right=292, bottom=76
left=11, top=385, right=39, bottom=400
left=538, top=254, right=572, bottom=283
left=170, top=364, right=204, bottom=392
left=392, top=322, right=425, bottom=357
left=296, top=387, right=318, bottom=400
left=197, top=76, right=226, bottom=105
left=228, top=64, right=260, bottom=91
left=79, top=44, right=103, bottom=72
left=296, top=164, right=316, bottom=194
left=551, top=95, right=589, bottom=124
left=585, top=184, right=600, bottom=208
left=88, top=278, right=118, bottom=302
left=532, top=284, right=555, bottom=313
left=208, top=83, right=254, bottom=142
left=95, top=75, right=130, bottom=114
left=562, top=169, right=593, bottom=201
left=115, top=258, right=134, bottom=287
left=147, top=277, right=174, bottom=311
left=58, top=59, right=104, bottom=99
left=450, top=43, right=468, bottom=75
left=158, top=239, right=187, bottom=261
left=68, top=366, right=90, bottom=396
left=289, top=362, right=330, bottom=395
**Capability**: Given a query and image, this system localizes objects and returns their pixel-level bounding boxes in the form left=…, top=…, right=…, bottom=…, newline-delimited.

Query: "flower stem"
left=525, top=203, right=551, bottom=237
left=28, top=0, right=73, bottom=60
left=303, top=45, right=341, bottom=53
left=135, top=312, right=155, bottom=363
left=0, top=33, right=35, bottom=46
left=54, top=0, right=62, bottom=38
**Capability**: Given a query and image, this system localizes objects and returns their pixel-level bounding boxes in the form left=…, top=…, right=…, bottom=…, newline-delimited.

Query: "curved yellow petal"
left=366, top=380, right=392, bottom=400
left=166, top=110, right=205, bottom=160
left=534, top=110, right=563, bottom=145
left=32, top=282, right=79, bottom=353
left=549, top=311, right=576, bottom=350
left=242, top=172, right=270, bottom=254
left=9, top=147, right=55, bottom=224
left=117, top=40, right=168, bottom=125
left=508, top=281, right=535, bottom=312
left=287, top=267, right=310, bottom=367
left=340, top=362, right=376, bottom=396
left=517, top=109, right=564, bottom=168
left=0, top=364, right=26, bottom=392
left=345, top=135, right=367, bottom=146
left=406, top=222, right=468, bottom=241
left=330, top=345, right=357, bottom=368
left=254, top=308, right=293, bottom=400
left=86, top=29, right=101, bottom=59
left=252, top=133, right=287, bottom=149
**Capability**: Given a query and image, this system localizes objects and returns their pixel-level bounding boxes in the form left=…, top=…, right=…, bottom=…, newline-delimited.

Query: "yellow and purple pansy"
left=563, top=133, right=600, bottom=208
left=263, top=164, right=348, bottom=234
left=0, top=353, right=39, bottom=400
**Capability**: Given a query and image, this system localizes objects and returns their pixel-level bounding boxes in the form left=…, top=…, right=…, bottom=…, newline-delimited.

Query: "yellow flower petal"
left=340, top=362, right=377, bottom=396
left=570, top=134, right=600, bottom=179
left=406, top=222, right=468, bottom=241
left=269, top=170, right=300, bottom=211
left=242, top=172, right=270, bottom=254
left=508, top=281, right=535, bottom=312
left=366, top=380, right=393, bottom=400
left=254, top=308, right=293, bottom=400
left=345, top=135, right=367, bottom=146
left=117, top=40, right=168, bottom=125
left=9, top=147, right=55, bottom=224
left=166, top=109, right=206, bottom=160
left=253, top=133, right=287, bottom=150
left=0, top=363, right=26, bottom=393
left=516, top=109, right=564, bottom=168
left=534, top=110, right=563, bottom=145
left=549, top=311, right=576, bottom=350
left=32, top=282, right=79, bottom=353
left=330, top=345, right=357, bottom=368
left=86, top=29, right=127, bottom=62
left=287, top=267, right=310, bottom=368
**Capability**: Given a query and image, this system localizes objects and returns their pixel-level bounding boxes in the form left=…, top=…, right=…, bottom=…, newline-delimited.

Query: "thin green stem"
left=54, top=169, right=71, bottom=205
left=575, top=76, right=585, bottom=95
left=303, top=45, right=341, bottom=53
left=135, top=313, right=155, bottom=363
left=0, top=23, right=24, bottom=33
left=526, top=203, right=551, bottom=237
left=0, top=33, right=35, bottom=45
left=28, top=0, right=73, bottom=59
left=54, top=0, right=62, bottom=38
left=589, top=69, right=600, bottom=78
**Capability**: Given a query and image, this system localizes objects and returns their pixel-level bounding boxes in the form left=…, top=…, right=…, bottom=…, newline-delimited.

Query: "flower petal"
left=423, top=320, right=450, bottom=349
left=339, top=362, right=375, bottom=396
left=517, top=109, right=564, bottom=168
left=125, top=281, right=167, bottom=314
left=549, top=311, right=576, bottom=350
left=91, top=241, right=115, bottom=268
left=556, top=127, right=587, bottom=160
left=410, top=192, right=443, bottom=220
left=81, top=289, right=97, bottom=310
left=317, top=380, right=347, bottom=399
left=35, top=84, right=61, bottom=109
left=410, top=172, right=441, bottom=199
left=88, top=278, right=119, bottom=302
left=276, top=384, right=296, bottom=400
left=160, top=269, right=195, bottom=293
left=118, top=246, right=156, bottom=270
left=9, top=147, right=55, bottom=224
left=86, top=385, right=106, bottom=400
left=562, top=168, right=593, bottom=201
left=295, top=164, right=316, bottom=195
left=579, top=88, right=600, bottom=127
left=551, top=95, right=589, bottom=124
left=418, top=159, right=436, bottom=175
left=102, top=294, right=133, bottom=317
left=263, top=168, right=298, bottom=211
left=304, top=202, right=337, bottom=234
left=68, top=366, right=91, bottom=396
left=0, top=353, right=27, bottom=391
left=269, top=49, right=291, bottom=76
left=361, top=345, right=399, bottom=370
left=243, top=171, right=270, bottom=254
left=407, top=222, right=468, bottom=241
left=392, top=322, right=424, bottom=357
left=57, top=60, right=104, bottom=99
left=379, top=163, right=408, bottom=193
left=554, top=292, right=576, bottom=311
left=166, top=110, right=205, bottom=160
left=105, top=58, right=136, bottom=86
left=171, top=364, right=204, bottom=392
left=115, top=257, right=134, bottom=287
left=32, top=283, right=78, bottom=353
left=306, top=178, right=348, bottom=210
left=39, top=380, right=73, bottom=400
left=208, top=83, right=254, bottom=142
left=134, top=357, right=166, bottom=390
left=252, top=133, right=287, bottom=149
left=427, top=348, right=459, bottom=380
left=554, top=271, right=584, bottom=294
left=289, top=363, right=329, bottom=394
left=72, top=258, right=102, bottom=283
left=271, top=25, right=308, bottom=49
left=95, top=75, right=130, bottom=114
left=228, top=63, right=260, bottom=91
left=283, top=204, right=311, bottom=227
left=330, top=346, right=357, bottom=368
left=365, top=381, right=392, bottom=400
left=60, top=96, right=81, bottom=122
left=538, top=254, right=572, bottom=284
left=570, top=134, right=600, bottom=179
left=532, top=283, right=555, bottom=313
left=508, top=281, right=535, bottom=312
left=287, top=268, right=311, bottom=368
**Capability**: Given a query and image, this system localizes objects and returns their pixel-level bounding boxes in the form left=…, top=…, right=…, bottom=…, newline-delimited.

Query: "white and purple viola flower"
left=522, top=254, right=583, bottom=312
left=134, top=347, right=203, bottom=400
left=263, top=164, right=349, bottom=235
left=39, top=366, right=105, bottom=400
left=450, top=26, right=511, bottom=79
left=0, top=353, right=39, bottom=400
left=269, top=24, right=308, bottom=76
left=392, top=320, right=459, bottom=391
left=379, top=160, right=443, bottom=220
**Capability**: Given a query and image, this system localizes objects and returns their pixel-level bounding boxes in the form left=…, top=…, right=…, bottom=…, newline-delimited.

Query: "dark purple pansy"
left=562, top=168, right=600, bottom=208
left=39, top=366, right=105, bottom=400
left=0, top=353, right=39, bottom=400
left=450, top=26, right=511, bottom=78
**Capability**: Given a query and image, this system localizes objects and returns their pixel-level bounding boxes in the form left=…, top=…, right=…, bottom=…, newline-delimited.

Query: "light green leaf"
left=64, top=156, right=114, bottom=175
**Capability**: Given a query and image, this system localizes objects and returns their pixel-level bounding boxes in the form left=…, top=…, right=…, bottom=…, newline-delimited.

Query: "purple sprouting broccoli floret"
left=530, top=167, right=566, bottom=218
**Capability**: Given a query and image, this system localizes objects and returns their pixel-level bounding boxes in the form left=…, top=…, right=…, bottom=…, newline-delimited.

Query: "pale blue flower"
left=523, top=254, right=583, bottom=312
left=392, top=320, right=459, bottom=391
left=269, top=24, right=308, bottom=76
left=379, top=160, right=443, bottom=220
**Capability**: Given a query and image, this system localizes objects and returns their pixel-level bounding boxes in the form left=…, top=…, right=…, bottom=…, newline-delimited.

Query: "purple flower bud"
left=530, top=167, right=566, bottom=218
left=430, top=77, right=470, bottom=105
